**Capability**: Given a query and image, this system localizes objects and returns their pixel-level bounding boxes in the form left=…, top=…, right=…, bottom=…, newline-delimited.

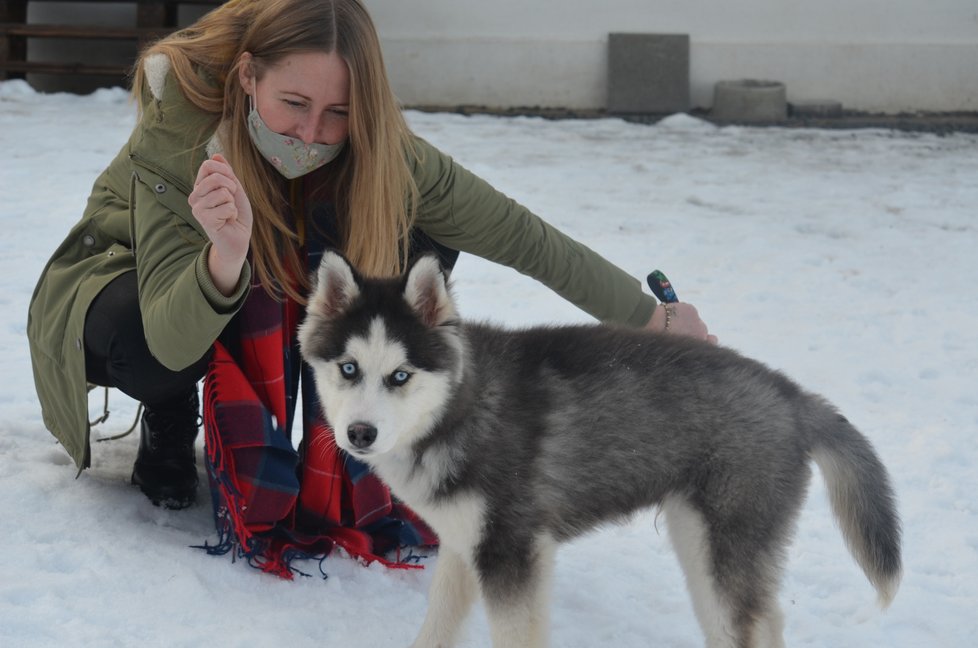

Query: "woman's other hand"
left=188, top=153, right=253, bottom=295
left=646, top=302, right=718, bottom=345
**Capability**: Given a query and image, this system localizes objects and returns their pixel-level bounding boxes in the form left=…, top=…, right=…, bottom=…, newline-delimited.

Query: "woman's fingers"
left=191, top=185, right=235, bottom=213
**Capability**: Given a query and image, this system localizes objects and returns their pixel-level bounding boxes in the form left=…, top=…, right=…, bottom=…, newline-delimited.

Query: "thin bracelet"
left=661, top=303, right=675, bottom=332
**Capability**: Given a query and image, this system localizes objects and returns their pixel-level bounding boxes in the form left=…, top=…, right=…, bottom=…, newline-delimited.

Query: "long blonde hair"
left=132, top=0, right=419, bottom=302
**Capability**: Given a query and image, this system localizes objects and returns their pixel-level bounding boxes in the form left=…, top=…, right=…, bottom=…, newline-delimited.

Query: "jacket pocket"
left=129, top=154, right=208, bottom=240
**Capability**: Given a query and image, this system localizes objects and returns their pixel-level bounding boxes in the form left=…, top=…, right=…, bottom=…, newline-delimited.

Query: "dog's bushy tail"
left=805, top=399, right=902, bottom=607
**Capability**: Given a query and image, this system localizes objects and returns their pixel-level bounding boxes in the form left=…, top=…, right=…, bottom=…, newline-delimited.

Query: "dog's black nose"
left=348, top=423, right=378, bottom=449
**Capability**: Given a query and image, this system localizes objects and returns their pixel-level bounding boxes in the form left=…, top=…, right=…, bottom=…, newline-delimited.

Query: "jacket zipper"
left=128, top=171, right=138, bottom=257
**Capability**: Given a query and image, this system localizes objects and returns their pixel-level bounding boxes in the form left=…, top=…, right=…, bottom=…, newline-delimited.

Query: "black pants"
left=84, top=271, right=210, bottom=408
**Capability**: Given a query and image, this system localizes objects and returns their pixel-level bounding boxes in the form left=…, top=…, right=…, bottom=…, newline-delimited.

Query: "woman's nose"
left=295, top=118, right=318, bottom=145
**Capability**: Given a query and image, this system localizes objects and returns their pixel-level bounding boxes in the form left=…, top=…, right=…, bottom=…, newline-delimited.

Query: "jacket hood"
left=140, top=53, right=226, bottom=161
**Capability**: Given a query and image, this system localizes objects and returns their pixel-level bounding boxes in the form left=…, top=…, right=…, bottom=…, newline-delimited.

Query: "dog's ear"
left=308, top=250, right=361, bottom=319
left=403, top=255, right=457, bottom=328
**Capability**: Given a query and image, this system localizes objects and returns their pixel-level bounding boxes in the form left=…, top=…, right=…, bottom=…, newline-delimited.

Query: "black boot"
left=131, top=388, right=201, bottom=509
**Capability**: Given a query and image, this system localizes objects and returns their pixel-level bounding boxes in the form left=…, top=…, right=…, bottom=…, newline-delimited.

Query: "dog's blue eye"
left=389, top=370, right=411, bottom=387
left=339, top=362, right=358, bottom=379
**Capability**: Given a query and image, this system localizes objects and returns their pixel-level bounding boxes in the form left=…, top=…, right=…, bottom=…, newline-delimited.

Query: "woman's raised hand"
left=188, top=153, right=253, bottom=295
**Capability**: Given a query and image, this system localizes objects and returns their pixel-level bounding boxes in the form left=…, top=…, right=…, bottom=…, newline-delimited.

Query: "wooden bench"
left=0, top=1, right=222, bottom=86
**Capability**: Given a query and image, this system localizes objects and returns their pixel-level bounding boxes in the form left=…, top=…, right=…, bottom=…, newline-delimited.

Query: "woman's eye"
left=284, top=99, right=306, bottom=109
left=339, top=362, right=358, bottom=379
left=389, top=370, right=411, bottom=387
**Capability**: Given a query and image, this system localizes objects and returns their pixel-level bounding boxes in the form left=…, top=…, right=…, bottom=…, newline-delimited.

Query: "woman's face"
left=239, top=50, right=351, bottom=146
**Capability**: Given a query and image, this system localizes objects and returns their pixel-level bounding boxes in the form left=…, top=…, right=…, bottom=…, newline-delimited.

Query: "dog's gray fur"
left=298, top=251, right=902, bottom=648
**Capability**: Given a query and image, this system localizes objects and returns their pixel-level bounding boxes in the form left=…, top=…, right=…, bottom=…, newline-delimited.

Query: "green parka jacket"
left=27, top=54, right=656, bottom=472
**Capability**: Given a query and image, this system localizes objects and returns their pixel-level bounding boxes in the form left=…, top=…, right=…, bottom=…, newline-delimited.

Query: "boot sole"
left=131, top=473, right=198, bottom=510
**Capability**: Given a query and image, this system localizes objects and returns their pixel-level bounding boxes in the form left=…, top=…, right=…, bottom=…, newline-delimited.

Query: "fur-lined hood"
left=143, top=52, right=171, bottom=102
left=141, top=52, right=225, bottom=158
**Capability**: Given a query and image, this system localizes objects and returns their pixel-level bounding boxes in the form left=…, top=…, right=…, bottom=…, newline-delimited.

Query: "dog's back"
left=450, top=323, right=807, bottom=528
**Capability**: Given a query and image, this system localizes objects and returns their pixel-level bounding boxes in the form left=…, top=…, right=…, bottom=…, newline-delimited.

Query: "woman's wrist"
left=207, top=244, right=247, bottom=297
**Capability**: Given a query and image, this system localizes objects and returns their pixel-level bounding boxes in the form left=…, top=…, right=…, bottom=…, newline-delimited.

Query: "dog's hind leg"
left=410, top=548, right=478, bottom=648
left=480, top=535, right=556, bottom=648
left=529, top=538, right=557, bottom=645
left=662, top=495, right=740, bottom=648
left=753, top=605, right=786, bottom=648
left=665, top=493, right=793, bottom=648
left=708, top=542, right=788, bottom=648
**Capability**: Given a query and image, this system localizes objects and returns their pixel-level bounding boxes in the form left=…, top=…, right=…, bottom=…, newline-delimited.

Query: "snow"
left=2, top=78, right=977, bottom=647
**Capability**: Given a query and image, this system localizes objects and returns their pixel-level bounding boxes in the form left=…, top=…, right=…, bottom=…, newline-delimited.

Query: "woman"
left=28, top=0, right=712, bottom=526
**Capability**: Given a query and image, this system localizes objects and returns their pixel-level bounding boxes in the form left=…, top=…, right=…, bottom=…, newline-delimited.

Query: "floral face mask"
left=246, top=97, right=345, bottom=179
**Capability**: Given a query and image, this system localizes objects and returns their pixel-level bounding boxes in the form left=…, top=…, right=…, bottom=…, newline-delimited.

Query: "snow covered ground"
left=1, top=79, right=976, bottom=647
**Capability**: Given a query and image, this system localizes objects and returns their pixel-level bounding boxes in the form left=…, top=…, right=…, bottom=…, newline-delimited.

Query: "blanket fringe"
left=193, top=516, right=429, bottom=580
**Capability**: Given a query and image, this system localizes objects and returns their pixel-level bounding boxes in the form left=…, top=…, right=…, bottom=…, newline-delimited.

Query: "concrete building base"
left=712, top=79, right=787, bottom=122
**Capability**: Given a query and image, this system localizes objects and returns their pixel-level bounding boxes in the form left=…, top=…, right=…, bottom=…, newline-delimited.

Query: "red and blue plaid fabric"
left=201, top=226, right=437, bottom=579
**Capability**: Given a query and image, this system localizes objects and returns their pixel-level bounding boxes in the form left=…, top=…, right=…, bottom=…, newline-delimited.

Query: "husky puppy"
left=298, top=251, right=901, bottom=648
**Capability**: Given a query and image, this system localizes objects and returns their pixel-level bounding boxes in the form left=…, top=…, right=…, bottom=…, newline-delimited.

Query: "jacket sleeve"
left=409, top=137, right=656, bottom=327
left=129, top=165, right=251, bottom=371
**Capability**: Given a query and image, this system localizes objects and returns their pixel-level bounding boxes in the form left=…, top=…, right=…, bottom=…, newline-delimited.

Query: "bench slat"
left=0, top=23, right=169, bottom=39
left=0, top=60, right=130, bottom=76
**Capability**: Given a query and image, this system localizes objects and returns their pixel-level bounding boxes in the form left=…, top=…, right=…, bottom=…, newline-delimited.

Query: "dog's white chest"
left=373, top=453, right=486, bottom=558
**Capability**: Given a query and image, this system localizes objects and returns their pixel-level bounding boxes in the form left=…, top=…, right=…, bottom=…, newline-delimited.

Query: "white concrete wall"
left=365, top=0, right=978, bottom=113
left=19, top=1, right=978, bottom=112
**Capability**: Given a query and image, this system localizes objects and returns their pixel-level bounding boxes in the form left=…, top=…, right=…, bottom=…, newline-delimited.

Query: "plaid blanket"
left=201, top=200, right=442, bottom=579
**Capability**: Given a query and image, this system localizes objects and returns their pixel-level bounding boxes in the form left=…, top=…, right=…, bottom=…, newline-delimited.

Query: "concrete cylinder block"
left=712, top=79, right=787, bottom=122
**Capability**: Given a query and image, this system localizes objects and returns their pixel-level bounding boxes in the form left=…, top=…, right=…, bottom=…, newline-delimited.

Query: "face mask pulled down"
left=246, top=98, right=345, bottom=179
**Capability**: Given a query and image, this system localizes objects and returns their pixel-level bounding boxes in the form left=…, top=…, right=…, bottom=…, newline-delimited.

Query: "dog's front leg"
left=410, top=547, right=478, bottom=648
left=481, top=538, right=556, bottom=648
left=483, top=585, right=548, bottom=648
